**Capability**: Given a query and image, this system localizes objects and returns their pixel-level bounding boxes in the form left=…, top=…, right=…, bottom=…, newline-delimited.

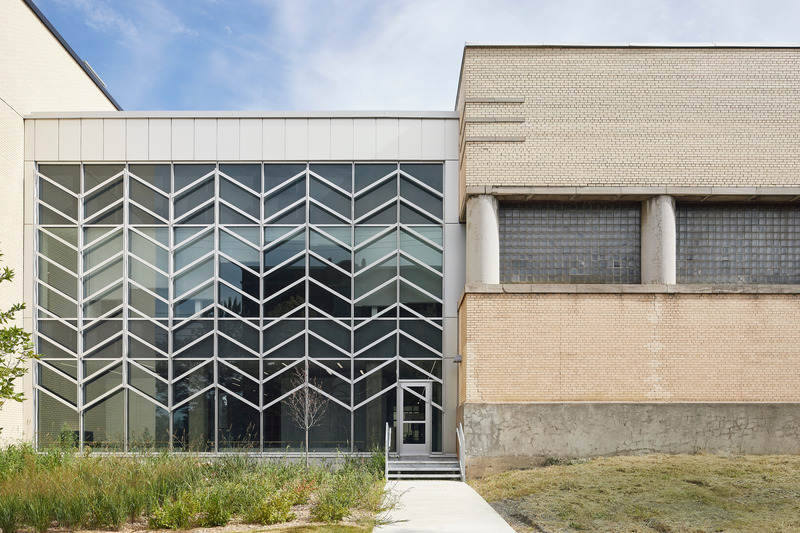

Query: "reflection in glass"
left=173, top=389, right=215, bottom=452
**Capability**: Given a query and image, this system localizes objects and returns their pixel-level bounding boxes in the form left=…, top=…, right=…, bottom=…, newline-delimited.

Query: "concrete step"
left=387, top=473, right=462, bottom=479
left=387, top=458, right=463, bottom=480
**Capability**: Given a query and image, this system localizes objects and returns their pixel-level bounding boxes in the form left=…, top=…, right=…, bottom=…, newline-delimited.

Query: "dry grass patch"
left=471, top=454, right=800, bottom=533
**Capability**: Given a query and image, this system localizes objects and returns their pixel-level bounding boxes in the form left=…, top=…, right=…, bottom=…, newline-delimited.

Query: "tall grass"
left=0, top=443, right=389, bottom=532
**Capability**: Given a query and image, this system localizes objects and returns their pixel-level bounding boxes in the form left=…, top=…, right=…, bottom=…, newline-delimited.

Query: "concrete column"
left=641, top=195, right=676, bottom=284
left=465, top=195, right=500, bottom=284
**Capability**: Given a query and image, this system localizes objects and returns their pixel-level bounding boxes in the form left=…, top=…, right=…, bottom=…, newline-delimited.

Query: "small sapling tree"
left=285, top=363, right=329, bottom=470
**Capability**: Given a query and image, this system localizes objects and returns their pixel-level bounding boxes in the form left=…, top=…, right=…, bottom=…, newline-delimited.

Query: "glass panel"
left=174, top=231, right=213, bottom=271
left=218, top=393, right=259, bottom=450
left=353, top=389, right=395, bottom=451
left=39, top=231, right=77, bottom=272
left=84, top=392, right=125, bottom=450
left=220, top=164, right=260, bottom=192
left=129, top=287, right=168, bottom=318
left=225, top=226, right=260, bottom=247
left=355, top=231, right=396, bottom=269
left=399, top=203, right=439, bottom=225
left=265, top=178, right=306, bottom=222
left=173, top=389, right=215, bottom=452
left=219, top=258, right=259, bottom=298
left=310, top=228, right=351, bottom=270
left=264, top=164, right=306, bottom=191
left=38, top=257, right=77, bottom=299
left=128, top=363, right=168, bottom=402
left=129, top=205, right=163, bottom=225
left=83, top=283, right=122, bottom=318
left=402, top=423, right=425, bottom=445
left=355, top=164, right=396, bottom=192
left=403, top=386, right=426, bottom=421
left=173, top=320, right=214, bottom=350
left=399, top=281, right=441, bottom=318
left=128, top=320, right=168, bottom=351
left=174, top=284, right=214, bottom=318
left=129, top=179, right=168, bottom=220
left=38, top=336, right=76, bottom=359
left=129, top=257, right=168, bottom=298
left=401, top=227, right=442, bottom=270
left=263, top=320, right=304, bottom=352
left=310, top=178, right=350, bottom=219
left=400, top=257, right=442, bottom=298
left=38, top=165, right=80, bottom=194
left=174, top=164, right=214, bottom=192
left=84, top=257, right=122, bottom=297
left=83, top=165, right=123, bottom=192
left=309, top=204, right=346, bottom=225
left=400, top=359, right=441, bottom=380
left=38, top=320, right=77, bottom=352
left=309, top=257, right=350, bottom=297
left=308, top=335, right=347, bottom=359
left=84, top=363, right=122, bottom=403
left=129, top=164, right=170, bottom=194
left=355, top=177, right=396, bottom=220
left=218, top=364, right=259, bottom=405
left=128, top=337, right=167, bottom=359
left=220, top=178, right=259, bottom=218
left=129, top=231, right=168, bottom=273
left=39, top=364, right=77, bottom=405
left=499, top=203, right=642, bottom=284
left=37, top=393, right=78, bottom=448
left=354, top=281, right=396, bottom=318
left=84, top=320, right=123, bottom=351
left=400, top=177, right=442, bottom=219
left=677, top=205, right=800, bottom=284
left=38, top=204, right=72, bottom=225
left=43, top=359, right=78, bottom=379
left=265, top=228, right=305, bottom=268
left=174, top=179, right=214, bottom=220
left=309, top=320, right=350, bottom=353
left=220, top=232, right=260, bottom=267
left=128, top=392, right=170, bottom=450
left=354, top=320, right=396, bottom=356
left=46, top=226, right=79, bottom=247
left=39, top=178, right=77, bottom=220
left=355, top=256, right=395, bottom=299
left=308, top=279, right=350, bottom=317
left=85, top=176, right=123, bottom=219
left=400, top=164, right=443, bottom=193
left=264, top=269, right=305, bottom=317
left=84, top=337, right=122, bottom=359
left=219, top=283, right=259, bottom=318
left=264, top=332, right=304, bottom=359
left=309, top=400, right=350, bottom=451
left=173, top=364, right=213, bottom=404
left=218, top=336, right=256, bottom=358
left=219, top=320, right=259, bottom=352
left=181, top=205, right=216, bottom=225
left=220, top=203, right=256, bottom=225
left=263, top=398, right=303, bottom=450
left=38, top=285, right=77, bottom=319
left=311, top=164, right=351, bottom=192
left=175, top=258, right=213, bottom=297
left=84, top=229, right=122, bottom=270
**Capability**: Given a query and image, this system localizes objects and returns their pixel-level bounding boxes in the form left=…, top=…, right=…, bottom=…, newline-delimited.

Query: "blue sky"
left=34, top=0, right=800, bottom=112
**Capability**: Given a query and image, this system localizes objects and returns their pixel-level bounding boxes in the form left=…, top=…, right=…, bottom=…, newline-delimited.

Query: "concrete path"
left=373, top=480, right=516, bottom=533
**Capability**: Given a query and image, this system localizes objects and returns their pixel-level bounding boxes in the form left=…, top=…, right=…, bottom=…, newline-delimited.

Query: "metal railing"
left=384, top=422, right=392, bottom=481
left=456, top=422, right=466, bottom=482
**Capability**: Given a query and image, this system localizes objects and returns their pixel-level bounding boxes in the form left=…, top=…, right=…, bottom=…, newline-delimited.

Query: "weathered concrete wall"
left=463, top=402, right=800, bottom=478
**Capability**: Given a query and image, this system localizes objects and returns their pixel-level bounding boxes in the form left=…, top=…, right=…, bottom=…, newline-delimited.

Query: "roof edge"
left=464, top=42, right=800, bottom=48
left=23, top=0, right=123, bottom=110
left=25, top=110, right=460, bottom=119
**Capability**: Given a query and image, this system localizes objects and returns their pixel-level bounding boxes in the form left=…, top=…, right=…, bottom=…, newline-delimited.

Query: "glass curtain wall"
left=34, top=162, right=444, bottom=452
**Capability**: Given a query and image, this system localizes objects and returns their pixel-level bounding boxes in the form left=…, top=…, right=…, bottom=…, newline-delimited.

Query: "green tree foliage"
left=0, top=255, right=37, bottom=412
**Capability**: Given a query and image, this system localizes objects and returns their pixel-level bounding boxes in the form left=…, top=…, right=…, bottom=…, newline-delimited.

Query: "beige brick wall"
left=459, top=292, right=800, bottom=403
left=0, top=0, right=116, bottom=444
left=459, top=46, right=800, bottom=189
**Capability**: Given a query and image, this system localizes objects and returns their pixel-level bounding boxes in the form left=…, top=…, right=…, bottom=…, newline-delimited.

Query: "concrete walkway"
left=373, top=480, right=516, bottom=533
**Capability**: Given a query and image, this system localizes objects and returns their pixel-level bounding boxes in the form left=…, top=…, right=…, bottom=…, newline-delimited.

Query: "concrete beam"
left=465, top=195, right=499, bottom=284
left=641, top=195, right=676, bottom=284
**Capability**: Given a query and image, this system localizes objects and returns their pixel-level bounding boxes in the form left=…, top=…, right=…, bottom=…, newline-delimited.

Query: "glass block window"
left=500, top=203, right=641, bottom=284
left=677, top=205, right=800, bottom=284
left=34, top=162, right=444, bottom=453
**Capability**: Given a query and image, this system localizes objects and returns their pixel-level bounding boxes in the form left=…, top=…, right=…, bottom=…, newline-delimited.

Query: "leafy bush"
left=244, top=490, right=297, bottom=525
left=148, top=491, right=199, bottom=530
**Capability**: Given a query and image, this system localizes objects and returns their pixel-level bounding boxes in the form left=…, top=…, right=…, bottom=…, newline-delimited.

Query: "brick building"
left=3, top=4, right=799, bottom=477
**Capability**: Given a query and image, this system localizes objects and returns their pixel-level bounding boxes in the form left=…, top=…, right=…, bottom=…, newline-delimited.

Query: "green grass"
left=471, top=453, right=800, bottom=533
left=0, top=443, right=391, bottom=532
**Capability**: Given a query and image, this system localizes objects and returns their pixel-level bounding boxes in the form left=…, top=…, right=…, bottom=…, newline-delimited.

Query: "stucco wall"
left=459, top=46, right=800, bottom=192
left=0, top=0, right=116, bottom=444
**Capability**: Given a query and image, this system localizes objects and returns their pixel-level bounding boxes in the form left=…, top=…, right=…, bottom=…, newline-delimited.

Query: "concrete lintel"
left=756, top=187, right=800, bottom=195
left=711, top=186, right=758, bottom=195
left=462, top=284, right=800, bottom=295
left=576, top=186, right=667, bottom=196
left=665, top=186, right=714, bottom=196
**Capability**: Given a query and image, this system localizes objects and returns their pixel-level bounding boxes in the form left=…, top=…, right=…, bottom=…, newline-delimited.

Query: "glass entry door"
left=397, top=380, right=432, bottom=455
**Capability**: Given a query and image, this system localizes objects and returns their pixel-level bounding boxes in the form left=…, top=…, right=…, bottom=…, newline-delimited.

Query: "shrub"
left=21, top=493, right=54, bottom=533
left=244, top=490, right=297, bottom=525
left=87, top=490, right=125, bottom=530
left=148, top=491, right=199, bottom=530
left=196, top=486, right=231, bottom=527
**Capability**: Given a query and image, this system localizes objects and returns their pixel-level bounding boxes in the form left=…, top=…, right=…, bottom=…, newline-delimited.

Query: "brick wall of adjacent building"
left=458, top=292, right=800, bottom=403
left=458, top=46, right=800, bottom=190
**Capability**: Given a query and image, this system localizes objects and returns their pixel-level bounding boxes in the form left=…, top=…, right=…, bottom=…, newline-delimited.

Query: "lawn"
left=0, top=444, right=390, bottom=533
left=471, top=453, right=800, bottom=533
